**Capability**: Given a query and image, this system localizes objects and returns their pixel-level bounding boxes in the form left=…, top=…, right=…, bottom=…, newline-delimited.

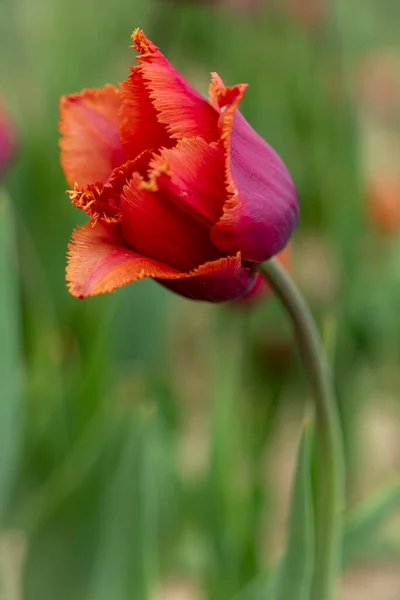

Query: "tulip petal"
left=67, top=222, right=255, bottom=302
left=159, top=253, right=256, bottom=303
left=120, top=169, right=223, bottom=272
left=120, top=29, right=219, bottom=155
left=148, top=137, right=226, bottom=226
left=119, top=65, right=172, bottom=159
left=66, top=222, right=183, bottom=298
left=67, top=150, right=152, bottom=224
left=209, top=74, right=299, bottom=263
left=60, top=85, right=126, bottom=188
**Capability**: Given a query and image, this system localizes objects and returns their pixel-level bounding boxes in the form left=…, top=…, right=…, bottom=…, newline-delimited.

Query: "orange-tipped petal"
left=120, top=29, right=219, bottom=158
left=66, top=222, right=182, bottom=298
left=60, top=85, right=126, bottom=187
left=67, top=149, right=152, bottom=224
left=66, top=222, right=255, bottom=302
left=209, top=73, right=299, bottom=263
left=159, top=253, right=256, bottom=302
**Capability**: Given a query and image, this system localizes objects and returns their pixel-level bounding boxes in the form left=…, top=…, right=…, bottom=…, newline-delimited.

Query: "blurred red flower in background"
left=357, top=53, right=400, bottom=122
left=367, top=177, right=400, bottom=235
left=0, top=97, right=16, bottom=178
left=288, top=0, right=326, bottom=27
left=60, top=29, right=298, bottom=302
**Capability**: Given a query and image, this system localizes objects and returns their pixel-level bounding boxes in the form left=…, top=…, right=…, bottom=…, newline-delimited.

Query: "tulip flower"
left=60, top=29, right=298, bottom=302
left=0, top=97, right=15, bottom=178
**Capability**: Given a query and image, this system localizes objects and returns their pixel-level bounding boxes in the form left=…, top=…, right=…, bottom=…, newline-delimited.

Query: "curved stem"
left=260, top=259, right=344, bottom=600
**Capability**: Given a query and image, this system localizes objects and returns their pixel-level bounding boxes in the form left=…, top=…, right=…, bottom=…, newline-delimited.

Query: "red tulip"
left=0, top=97, right=15, bottom=178
left=60, top=29, right=298, bottom=302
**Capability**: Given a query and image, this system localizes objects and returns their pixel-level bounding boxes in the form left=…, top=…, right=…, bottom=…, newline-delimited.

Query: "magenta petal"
left=209, top=78, right=299, bottom=264
left=233, top=272, right=269, bottom=306
left=157, top=254, right=257, bottom=302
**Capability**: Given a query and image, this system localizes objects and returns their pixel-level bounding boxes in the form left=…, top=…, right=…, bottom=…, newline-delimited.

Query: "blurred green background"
left=1, top=0, right=400, bottom=598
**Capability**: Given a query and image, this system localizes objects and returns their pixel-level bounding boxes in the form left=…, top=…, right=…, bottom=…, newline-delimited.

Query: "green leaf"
left=230, top=421, right=314, bottom=600
left=0, top=190, right=22, bottom=526
left=271, top=419, right=314, bottom=600
left=343, top=478, right=400, bottom=565
left=87, top=401, right=173, bottom=600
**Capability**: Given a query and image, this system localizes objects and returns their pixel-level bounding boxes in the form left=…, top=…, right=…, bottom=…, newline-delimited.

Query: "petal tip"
left=131, top=28, right=158, bottom=56
left=60, top=85, right=119, bottom=109
left=209, top=74, right=248, bottom=114
left=140, top=151, right=170, bottom=191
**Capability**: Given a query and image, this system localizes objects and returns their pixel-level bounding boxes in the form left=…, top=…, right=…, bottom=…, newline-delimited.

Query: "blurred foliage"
left=1, top=0, right=400, bottom=598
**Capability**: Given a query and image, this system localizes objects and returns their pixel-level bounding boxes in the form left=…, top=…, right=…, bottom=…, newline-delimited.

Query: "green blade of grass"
left=87, top=399, right=172, bottom=600
left=270, top=419, right=314, bottom=600
left=231, top=420, right=314, bottom=600
left=343, top=478, right=400, bottom=566
left=0, top=190, right=22, bottom=526
left=205, top=317, right=260, bottom=599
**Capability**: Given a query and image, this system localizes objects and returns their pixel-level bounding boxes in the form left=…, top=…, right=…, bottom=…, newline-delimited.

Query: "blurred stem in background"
left=261, top=259, right=344, bottom=600
left=0, top=189, right=22, bottom=528
left=325, top=0, right=363, bottom=500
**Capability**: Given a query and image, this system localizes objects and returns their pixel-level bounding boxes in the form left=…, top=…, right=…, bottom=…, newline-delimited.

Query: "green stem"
left=260, top=259, right=344, bottom=600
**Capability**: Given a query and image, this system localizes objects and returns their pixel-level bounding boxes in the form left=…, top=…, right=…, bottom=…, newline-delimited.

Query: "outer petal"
left=60, top=85, right=126, bottom=187
left=120, top=29, right=219, bottom=158
left=66, top=222, right=182, bottom=298
left=209, top=74, right=299, bottom=263
left=66, top=222, right=256, bottom=302
left=158, top=253, right=257, bottom=302
left=120, top=168, right=223, bottom=273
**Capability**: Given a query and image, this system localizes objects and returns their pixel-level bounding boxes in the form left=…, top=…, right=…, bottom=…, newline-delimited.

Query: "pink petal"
left=159, top=253, right=256, bottom=302
left=210, top=74, right=299, bottom=263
